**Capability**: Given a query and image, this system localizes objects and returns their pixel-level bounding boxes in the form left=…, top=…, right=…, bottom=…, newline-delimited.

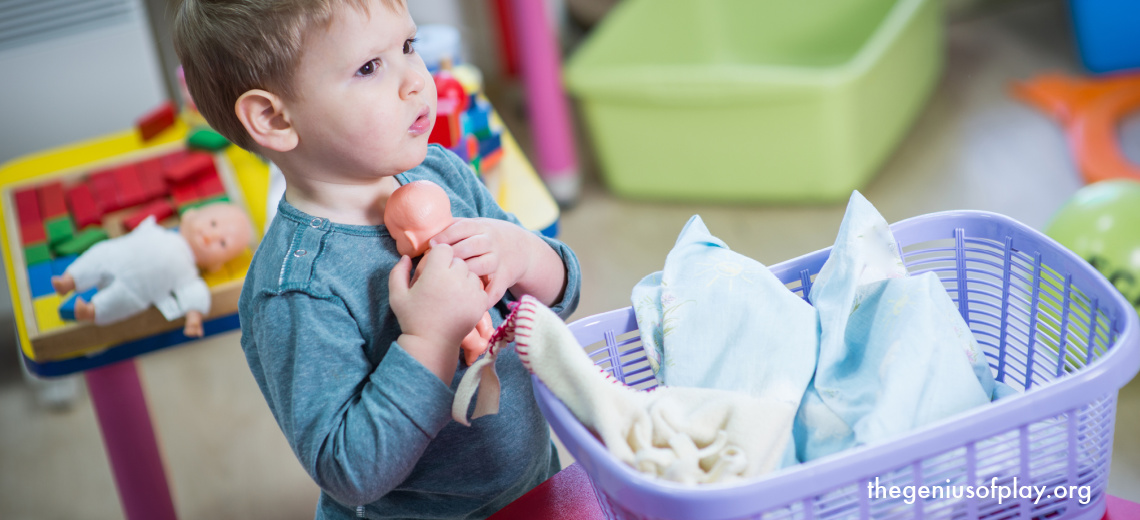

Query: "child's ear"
left=235, top=89, right=298, bottom=152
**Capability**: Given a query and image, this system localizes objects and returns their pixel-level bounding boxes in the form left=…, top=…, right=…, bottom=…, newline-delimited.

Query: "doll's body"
left=52, top=202, right=253, bottom=337
left=385, top=180, right=493, bottom=365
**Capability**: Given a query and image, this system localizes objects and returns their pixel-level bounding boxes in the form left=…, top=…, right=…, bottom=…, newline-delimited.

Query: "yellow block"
left=32, top=294, right=66, bottom=333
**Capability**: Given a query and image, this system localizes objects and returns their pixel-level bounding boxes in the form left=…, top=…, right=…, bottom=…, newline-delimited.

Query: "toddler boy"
left=174, top=0, right=581, bottom=518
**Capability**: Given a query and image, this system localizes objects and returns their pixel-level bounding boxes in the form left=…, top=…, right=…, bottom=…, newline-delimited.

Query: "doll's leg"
left=59, top=241, right=115, bottom=293
left=86, top=283, right=149, bottom=326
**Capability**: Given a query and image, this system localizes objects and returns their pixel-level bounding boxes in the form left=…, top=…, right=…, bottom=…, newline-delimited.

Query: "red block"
left=88, top=170, right=123, bottom=213
left=171, top=182, right=201, bottom=206
left=13, top=188, right=40, bottom=226
left=37, top=181, right=67, bottom=219
left=65, top=183, right=102, bottom=229
left=136, top=101, right=177, bottom=141
left=196, top=173, right=226, bottom=199
left=164, top=151, right=215, bottom=183
left=136, top=157, right=168, bottom=200
left=123, top=199, right=175, bottom=231
left=429, top=100, right=462, bottom=148
left=20, top=222, right=46, bottom=245
left=112, top=164, right=148, bottom=208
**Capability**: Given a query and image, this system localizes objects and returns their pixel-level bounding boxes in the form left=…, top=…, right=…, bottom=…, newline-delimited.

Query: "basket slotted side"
left=537, top=211, right=1140, bottom=520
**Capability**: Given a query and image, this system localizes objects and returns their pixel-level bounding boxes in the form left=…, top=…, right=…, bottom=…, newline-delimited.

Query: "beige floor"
left=1, top=1, right=1138, bottom=518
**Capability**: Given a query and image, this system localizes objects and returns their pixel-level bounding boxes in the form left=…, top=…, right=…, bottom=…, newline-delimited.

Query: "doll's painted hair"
left=173, top=0, right=404, bottom=150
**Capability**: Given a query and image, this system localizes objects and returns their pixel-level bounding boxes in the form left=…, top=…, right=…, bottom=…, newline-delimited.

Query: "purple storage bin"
left=534, top=211, right=1140, bottom=520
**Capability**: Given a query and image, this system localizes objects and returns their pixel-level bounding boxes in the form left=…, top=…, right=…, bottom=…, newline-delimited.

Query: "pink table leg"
left=85, top=359, right=178, bottom=520
left=509, top=0, right=581, bottom=206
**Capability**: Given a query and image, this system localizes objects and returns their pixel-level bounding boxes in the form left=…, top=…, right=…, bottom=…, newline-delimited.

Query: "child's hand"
left=389, top=244, right=487, bottom=381
left=429, top=218, right=537, bottom=308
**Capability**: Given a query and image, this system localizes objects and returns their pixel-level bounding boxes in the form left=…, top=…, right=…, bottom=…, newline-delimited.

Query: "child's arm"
left=244, top=255, right=483, bottom=506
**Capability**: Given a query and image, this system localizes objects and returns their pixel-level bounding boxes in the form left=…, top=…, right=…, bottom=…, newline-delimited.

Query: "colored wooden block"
left=51, top=255, right=77, bottom=276
left=58, top=288, right=98, bottom=321
left=20, top=221, right=46, bottom=245
left=37, top=181, right=67, bottom=219
left=24, top=243, right=52, bottom=266
left=88, top=170, right=123, bottom=213
left=14, top=187, right=41, bottom=225
left=123, top=199, right=176, bottom=231
left=481, top=148, right=504, bottom=172
left=187, top=128, right=231, bottom=151
left=429, top=100, right=462, bottom=148
left=137, top=100, right=177, bottom=141
left=28, top=262, right=54, bottom=298
left=113, top=164, right=148, bottom=208
left=34, top=294, right=66, bottom=332
left=165, top=151, right=215, bottom=183
left=54, top=228, right=108, bottom=257
left=65, top=183, right=102, bottom=228
left=44, top=216, right=74, bottom=246
left=171, top=182, right=201, bottom=206
left=196, top=173, right=226, bottom=199
left=478, top=132, right=502, bottom=158
left=136, top=157, right=168, bottom=200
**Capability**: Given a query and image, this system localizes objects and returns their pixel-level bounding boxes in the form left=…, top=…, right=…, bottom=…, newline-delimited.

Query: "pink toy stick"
left=384, top=180, right=494, bottom=365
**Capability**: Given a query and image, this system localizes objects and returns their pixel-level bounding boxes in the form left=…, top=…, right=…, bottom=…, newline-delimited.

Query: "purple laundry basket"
left=533, top=211, right=1140, bottom=520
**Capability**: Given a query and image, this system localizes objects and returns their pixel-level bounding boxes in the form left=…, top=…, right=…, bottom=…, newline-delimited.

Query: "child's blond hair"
left=173, top=0, right=401, bottom=150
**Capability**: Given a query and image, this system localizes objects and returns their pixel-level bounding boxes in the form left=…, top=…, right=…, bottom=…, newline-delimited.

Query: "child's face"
left=286, top=1, right=436, bottom=179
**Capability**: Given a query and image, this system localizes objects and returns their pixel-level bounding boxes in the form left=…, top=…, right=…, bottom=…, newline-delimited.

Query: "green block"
left=470, top=156, right=481, bottom=174
left=179, top=194, right=230, bottom=214
left=45, top=216, right=74, bottom=246
left=53, top=228, right=108, bottom=257
left=24, top=243, right=52, bottom=265
left=187, top=128, right=231, bottom=151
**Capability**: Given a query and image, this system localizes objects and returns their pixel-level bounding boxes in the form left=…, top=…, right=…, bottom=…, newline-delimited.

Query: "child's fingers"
left=387, top=255, right=413, bottom=301
left=429, top=219, right=480, bottom=248
left=448, top=234, right=491, bottom=261
left=462, top=252, right=498, bottom=278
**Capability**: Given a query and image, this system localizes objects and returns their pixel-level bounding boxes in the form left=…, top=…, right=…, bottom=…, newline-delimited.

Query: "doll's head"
left=179, top=202, right=254, bottom=272
left=384, top=180, right=453, bottom=257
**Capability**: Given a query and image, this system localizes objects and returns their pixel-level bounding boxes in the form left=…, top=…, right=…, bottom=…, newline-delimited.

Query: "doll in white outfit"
left=51, top=202, right=253, bottom=337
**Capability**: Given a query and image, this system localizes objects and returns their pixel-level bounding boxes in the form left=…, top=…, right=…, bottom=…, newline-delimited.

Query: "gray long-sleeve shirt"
left=238, top=145, right=581, bottom=519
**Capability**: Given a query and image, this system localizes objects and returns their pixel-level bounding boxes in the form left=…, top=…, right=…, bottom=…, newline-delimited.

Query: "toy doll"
left=384, top=180, right=494, bottom=365
left=51, top=202, right=253, bottom=337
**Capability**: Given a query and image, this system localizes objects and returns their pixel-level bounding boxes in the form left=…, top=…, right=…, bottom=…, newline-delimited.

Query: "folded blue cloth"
left=633, top=192, right=1012, bottom=467
left=795, top=192, right=1003, bottom=461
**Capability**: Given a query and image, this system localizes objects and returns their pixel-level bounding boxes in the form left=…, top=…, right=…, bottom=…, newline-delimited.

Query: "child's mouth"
left=409, top=107, right=431, bottom=136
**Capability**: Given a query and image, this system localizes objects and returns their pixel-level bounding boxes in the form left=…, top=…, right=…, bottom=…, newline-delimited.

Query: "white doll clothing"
left=66, top=216, right=210, bottom=325
left=454, top=296, right=796, bottom=485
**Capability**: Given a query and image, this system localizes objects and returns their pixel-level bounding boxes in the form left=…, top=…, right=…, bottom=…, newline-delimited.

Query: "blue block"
left=478, top=132, right=502, bottom=158
left=58, top=288, right=98, bottom=321
left=1071, top=0, right=1140, bottom=74
left=51, top=255, right=77, bottom=276
left=28, top=263, right=54, bottom=298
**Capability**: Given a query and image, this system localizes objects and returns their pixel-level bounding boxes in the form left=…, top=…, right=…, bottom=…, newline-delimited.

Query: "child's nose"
left=401, top=66, right=425, bottom=99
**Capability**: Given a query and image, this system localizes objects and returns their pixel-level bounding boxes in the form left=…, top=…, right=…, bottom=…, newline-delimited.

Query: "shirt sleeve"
left=245, top=289, right=456, bottom=506
left=169, top=277, right=211, bottom=317
left=438, top=148, right=582, bottom=320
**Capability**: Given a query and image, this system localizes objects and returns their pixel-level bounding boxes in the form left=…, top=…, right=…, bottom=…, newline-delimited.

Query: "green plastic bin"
left=565, top=0, right=943, bottom=202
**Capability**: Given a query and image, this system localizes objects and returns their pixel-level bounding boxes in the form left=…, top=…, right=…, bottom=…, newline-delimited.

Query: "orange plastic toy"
left=384, top=180, right=494, bottom=366
left=1012, top=72, right=1140, bottom=184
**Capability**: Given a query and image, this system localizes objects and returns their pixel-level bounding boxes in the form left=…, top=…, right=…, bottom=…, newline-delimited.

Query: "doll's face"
left=384, top=180, right=452, bottom=257
left=180, top=203, right=253, bottom=271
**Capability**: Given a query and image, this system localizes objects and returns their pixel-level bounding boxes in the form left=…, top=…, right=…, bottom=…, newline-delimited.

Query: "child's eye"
left=357, top=58, right=380, bottom=76
left=210, top=220, right=217, bottom=227
left=220, top=239, right=227, bottom=248
left=403, top=38, right=417, bottom=55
